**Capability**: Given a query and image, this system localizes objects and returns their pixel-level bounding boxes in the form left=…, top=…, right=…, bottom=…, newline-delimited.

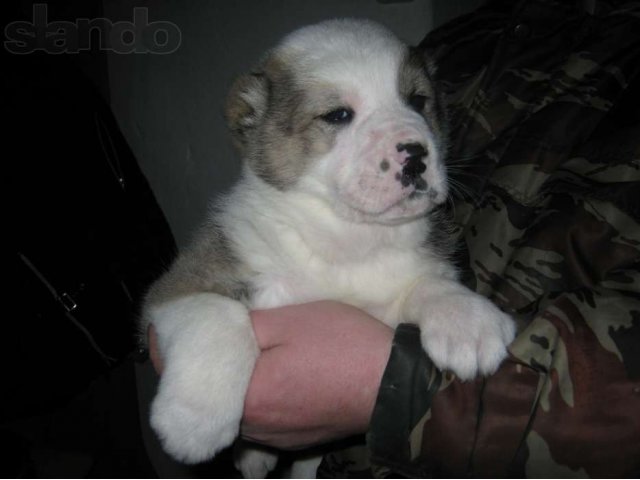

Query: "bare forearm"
left=242, top=302, right=393, bottom=449
left=147, top=301, right=393, bottom=450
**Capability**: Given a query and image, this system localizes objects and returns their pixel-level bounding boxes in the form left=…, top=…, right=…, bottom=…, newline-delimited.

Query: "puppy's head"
left=226, top=19, right=448, bottom=224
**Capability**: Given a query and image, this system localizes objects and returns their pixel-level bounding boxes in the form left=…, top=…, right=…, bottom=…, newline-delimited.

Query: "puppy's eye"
left=408, top=94, right=428, bottom=112
left=320, top=107, right=354, bottom=125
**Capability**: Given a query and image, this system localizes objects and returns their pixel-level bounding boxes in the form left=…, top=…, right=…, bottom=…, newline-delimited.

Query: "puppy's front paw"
left=418, top=294, right=515, bottom=380
left=151, top=387, right=241, bottom=464
left=147, top=293, right=259, bottom=464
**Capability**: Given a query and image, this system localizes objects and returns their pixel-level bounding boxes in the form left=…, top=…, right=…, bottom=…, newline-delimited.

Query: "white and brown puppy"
left=143, top=19, right=515, bottom=477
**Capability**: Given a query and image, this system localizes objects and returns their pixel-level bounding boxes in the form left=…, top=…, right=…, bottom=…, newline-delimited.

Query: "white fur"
left=222, top=169, right=446, bottom=315
left=149, top=293, right=259, bottom=464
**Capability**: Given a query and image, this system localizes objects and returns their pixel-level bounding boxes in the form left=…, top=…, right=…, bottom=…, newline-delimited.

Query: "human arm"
left=241, top=301, right=394, bottom=450
left=149, top=301, right=394, bottom=450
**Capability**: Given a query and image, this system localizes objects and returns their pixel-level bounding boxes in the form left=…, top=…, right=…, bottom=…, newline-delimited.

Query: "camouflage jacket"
left=319, top=0, right=640, bottom=477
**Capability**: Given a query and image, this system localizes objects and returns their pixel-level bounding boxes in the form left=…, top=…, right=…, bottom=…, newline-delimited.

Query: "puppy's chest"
left=244, top=241, right=426, bottom=318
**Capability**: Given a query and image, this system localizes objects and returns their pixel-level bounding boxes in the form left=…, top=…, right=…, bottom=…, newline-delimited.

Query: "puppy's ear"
left=225, top=71, right=268, bottom=151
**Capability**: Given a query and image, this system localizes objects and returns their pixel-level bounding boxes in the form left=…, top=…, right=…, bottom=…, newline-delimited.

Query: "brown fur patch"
left=398, top=47, right=435, bottom=100
left=226, top=54, right=343, bottom=189
left=398, top=47, right=449, bottom=152
left=225, top=72, right=268, bottom=153
left=144, top=217, right=250, bottom=308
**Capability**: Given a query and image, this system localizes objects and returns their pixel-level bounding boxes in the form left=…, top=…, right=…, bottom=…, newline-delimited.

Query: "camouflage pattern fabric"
left=318, top=0, right=640, bottom=477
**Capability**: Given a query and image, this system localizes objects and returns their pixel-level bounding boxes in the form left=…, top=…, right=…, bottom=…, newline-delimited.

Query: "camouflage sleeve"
left=321, top=1, right=640, bottom=477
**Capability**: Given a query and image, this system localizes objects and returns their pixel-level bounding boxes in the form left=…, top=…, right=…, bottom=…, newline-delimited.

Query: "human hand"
left=241, top=301, right=393, bottom=450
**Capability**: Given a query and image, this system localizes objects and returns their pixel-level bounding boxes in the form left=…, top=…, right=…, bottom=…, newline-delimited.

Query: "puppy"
left=143, top=19, right=515, bottom=478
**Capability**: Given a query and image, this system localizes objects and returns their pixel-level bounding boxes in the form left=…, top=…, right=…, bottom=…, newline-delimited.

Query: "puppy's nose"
left=396, top=142, right=428, bottom=159
left=396, top=142, right=428, bottom=189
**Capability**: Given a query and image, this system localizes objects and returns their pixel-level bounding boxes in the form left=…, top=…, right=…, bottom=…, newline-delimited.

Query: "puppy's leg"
left=149, top=293, right=259, bottom=463
left=401, top=278, right=516, bottom=380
